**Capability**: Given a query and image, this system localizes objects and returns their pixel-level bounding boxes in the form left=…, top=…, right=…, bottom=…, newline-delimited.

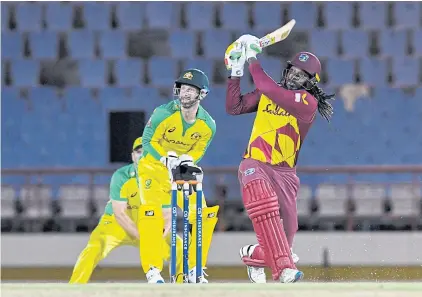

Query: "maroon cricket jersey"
left=226, top=60, right=318, bottom=168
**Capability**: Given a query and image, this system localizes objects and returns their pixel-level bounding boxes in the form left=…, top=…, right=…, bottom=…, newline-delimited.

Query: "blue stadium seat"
left=392, top=57, right=419, bottom=88
left=68, top=30, right=95, bottom=59
left=324, top=3, right=353, bottom=29
left=29, top=32, right=58, bottom=59
left=1, top=32, right=22, bottom=59
left=78, top=60, right=107, bottom=88
left=186, top=3, right=215, bottom=30
left=221, top=3, right=248, bottom=30
left=83, top=2, right=110, bottom=30
left=290, top=2, right=317, bottom=29
left=394, top=2, right=420, bottom=29
left=145, top=2, right=180, bottom=29
left=100, top=30, right=126, bottom=59
left=379, top=30, right=407, bottom=57
left=2, top=3, right=9, bottom=31
left=116, top=2, right=144, bottom=31
left=28, top=87, right=62, bottom=114
left=203, top=30, right=231, bottom=59
left=413, top=30, right=422, bottom=56
left=131, top=86, right=161, bottom=114
left=16, top=3, right=42, bottom=31
left=326, top=59, right=355, bottom=86
left=1, top=88, right=27, bottom=168
left=253, top=2, right=282, bottom=31
left=259, top=57, right=283, bottom=80
left=359, top=58, right=388, bottom=87
left=148, top=57, right=178, bottom=88
left=46, top=3, right=72, bottom=31
left=360, top=2, right=386, bottom=29
left=169, top=30, right=196, bottom=59
left=10, top=60, right=39, bottom=87
left=184, top=58, right=213, bottom=80
left=115, top=59, right=143, bottom=87
left=341, top=30, right=368, bottom=58
left=99, top=87, right=141, bottom=111
left=64, top=87, right=101, bottom=116
left=310, top=30, right=338, bottom=58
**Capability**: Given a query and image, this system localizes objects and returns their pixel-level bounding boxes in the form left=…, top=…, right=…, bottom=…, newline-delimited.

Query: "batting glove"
left=225, top=40, right=246, bottom=77
left=238, top=34, right=262, bottom=61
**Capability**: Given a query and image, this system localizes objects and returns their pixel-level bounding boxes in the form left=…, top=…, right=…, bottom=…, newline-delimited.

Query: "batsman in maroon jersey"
left=225, top=35, right=335, bottom=283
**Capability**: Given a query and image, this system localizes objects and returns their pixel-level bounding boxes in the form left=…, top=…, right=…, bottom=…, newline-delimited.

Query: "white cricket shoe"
left=239, top=244, right=266, bottom=283
left=188, top=267, right=209, bottom=283
left=240, top=245, right=300, bottom=283
left=279, top=268, right=304, bottom=283
left=146, top=267, right=165, bottom=283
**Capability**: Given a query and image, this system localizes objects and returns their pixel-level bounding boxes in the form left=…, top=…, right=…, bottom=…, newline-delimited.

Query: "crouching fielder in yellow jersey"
left=138, top=68, right=218, bottom=283
left=69, top=138, right=181, bottom=283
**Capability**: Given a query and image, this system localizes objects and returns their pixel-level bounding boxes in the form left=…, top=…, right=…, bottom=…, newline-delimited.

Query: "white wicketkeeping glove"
left=178, top=154, right=194, bottom=167
left=160, top=151, right=179, bottom=181
left=224, top=40, right=246, bottom=77
left=238, top=34, right=262, bottom=60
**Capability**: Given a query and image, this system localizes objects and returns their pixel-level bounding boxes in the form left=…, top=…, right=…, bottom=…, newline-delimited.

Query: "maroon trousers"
left=238, top=158, right=300, bottom=248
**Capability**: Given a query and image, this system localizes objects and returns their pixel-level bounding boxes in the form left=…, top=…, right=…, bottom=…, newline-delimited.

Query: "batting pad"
left=138, top=205, right=165, bottom=273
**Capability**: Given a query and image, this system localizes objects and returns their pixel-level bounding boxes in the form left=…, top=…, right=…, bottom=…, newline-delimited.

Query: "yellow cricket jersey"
left=140, top=100, right=216, bottom=167
left=104, top=163, right=140, bottom=222
left=245, top=93, right=314, bottom=168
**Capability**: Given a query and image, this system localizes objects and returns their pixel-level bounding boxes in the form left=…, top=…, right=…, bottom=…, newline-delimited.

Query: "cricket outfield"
left=1, top=283, right=422, bottom=297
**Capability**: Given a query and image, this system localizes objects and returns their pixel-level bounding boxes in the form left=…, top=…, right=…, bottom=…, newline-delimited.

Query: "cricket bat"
left=259, top=19, right=296, bottom=48
left=225, top=19, right=296, bottom=70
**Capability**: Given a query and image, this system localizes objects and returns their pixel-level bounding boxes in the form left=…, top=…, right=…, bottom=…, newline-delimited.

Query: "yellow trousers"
left=69, top=214, right=182, bottom=284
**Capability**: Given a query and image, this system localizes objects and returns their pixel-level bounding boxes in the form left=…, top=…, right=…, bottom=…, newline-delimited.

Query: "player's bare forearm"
left=226, top=77, right=260, bottom=115
left=112, top=201, right=140, bottom=240
left=248, top=60, right=317, bottom=121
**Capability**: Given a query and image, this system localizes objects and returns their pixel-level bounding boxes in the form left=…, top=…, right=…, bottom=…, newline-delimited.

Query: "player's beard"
left=180, top=95, right=199, bottom=109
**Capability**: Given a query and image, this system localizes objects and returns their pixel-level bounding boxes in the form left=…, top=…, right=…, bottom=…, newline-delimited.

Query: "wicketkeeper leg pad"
left=243, top=179, right=295, bottom=280
left=188, top=205, right=219, bottom=270
left=138, top=205, right=165, bottom=273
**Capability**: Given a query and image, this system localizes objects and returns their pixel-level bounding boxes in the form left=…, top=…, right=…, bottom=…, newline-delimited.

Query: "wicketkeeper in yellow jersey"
left=137, top=68, right=218, bottom=283
left=69, top=137, right=182, bottom=283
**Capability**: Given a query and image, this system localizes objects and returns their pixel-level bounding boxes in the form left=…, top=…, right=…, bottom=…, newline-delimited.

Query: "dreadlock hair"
left=308, top=85, right=335, bottom=122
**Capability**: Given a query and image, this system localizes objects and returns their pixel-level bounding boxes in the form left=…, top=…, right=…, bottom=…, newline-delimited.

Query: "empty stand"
left=16, top=3, right=42, bottom=31
left=115, top=2, right=144, bottom=31
left=359, top=2, right=386, bottom=29
left=186, top=3, right=215, bottom=30
left=341, top=30, right=368, bottom=58
left=67, top=30, right=96, bottom=59
left=82, top=2, right=111, bottom=30
left=290, top=2, right=317, bottom=30
left=29, top=32, right=58, bottom=59
left=100, top=30, right=127, bottom=59
left=220, top=3, right=249, bottom=30
left=2, top=1, right=422, bottom=184
left=78, top=60, right=107, bottom=88
left=324, top=3, right=353, bottom=30
left=2, top=32, right=23, bottom=59
left=253, top=2, right=282, bottom=32
left=148, top=56, right=178, bottom=88
left=145, top=2, right=180, bottom=29
left=114, top=59, right=143, bottom=87
left=169, top=30, right=196, bottom=59
left=46, top=3, right=73, bottom=31
left=202, top=29, right=231, bottom=59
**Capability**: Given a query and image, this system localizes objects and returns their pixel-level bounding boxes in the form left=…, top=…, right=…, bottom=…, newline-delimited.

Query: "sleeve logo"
left=295, top=93, right=308, bottom=105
